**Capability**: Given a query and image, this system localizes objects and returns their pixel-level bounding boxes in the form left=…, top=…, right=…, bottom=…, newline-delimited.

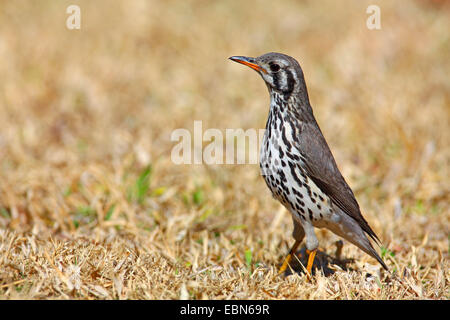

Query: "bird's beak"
left=229, top=56, right=267, bottom=74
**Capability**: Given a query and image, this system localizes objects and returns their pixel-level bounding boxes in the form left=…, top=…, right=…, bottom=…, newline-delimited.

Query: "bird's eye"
left=270, top=64, right=280, bottom=72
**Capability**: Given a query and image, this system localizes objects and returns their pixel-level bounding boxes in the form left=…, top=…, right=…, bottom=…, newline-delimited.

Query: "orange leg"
left=275, top=240, right=301, bottom=277
left=305, top=249, right=317, bottom=276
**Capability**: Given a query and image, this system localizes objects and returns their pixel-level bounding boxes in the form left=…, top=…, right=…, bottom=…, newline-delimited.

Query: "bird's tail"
left=331, top=208, right=389, bottom=271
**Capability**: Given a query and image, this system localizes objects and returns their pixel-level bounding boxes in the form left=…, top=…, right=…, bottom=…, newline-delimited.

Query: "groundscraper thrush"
left=229, top=53, right=388, bottom=275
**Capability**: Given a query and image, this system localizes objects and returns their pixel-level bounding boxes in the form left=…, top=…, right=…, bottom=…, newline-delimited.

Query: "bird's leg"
left=335, top=240, right=343, bottom=261
left=276, top=240, right=301, bottom=276
left=303, top=222, right=319, bottom=278
left=305, top=249, right=317, bottom=276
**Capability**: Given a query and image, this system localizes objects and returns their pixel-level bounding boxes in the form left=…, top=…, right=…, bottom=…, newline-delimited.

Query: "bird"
left=229, top=52, right=388, bottom=276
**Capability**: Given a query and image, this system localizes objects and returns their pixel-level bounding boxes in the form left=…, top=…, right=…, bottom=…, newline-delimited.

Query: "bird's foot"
left=305, top=249, right=317, bottom=280
left=273, top=240, right=301, bottom=280
left=274, top=253, right=293, bottom=279
left=335, top=240, right=344, bottom=261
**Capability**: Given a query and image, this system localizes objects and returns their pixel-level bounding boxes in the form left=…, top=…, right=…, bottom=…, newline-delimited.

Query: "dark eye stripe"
left=281, top=69, right=295, bottom=100
left=272, top=72, right=280, bottom=90
left=285, top=69, right=295, bottom=94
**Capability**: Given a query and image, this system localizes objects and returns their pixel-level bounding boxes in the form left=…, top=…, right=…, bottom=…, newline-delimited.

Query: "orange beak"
left=229, top=56, right=267, bottom=74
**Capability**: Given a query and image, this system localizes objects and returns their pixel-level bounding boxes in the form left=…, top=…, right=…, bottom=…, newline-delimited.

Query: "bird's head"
left=229, top=52, right=307, bottom=100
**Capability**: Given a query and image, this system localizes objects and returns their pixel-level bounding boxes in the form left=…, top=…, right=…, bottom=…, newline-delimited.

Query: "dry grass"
left=0, top=0, right=448, bottom=299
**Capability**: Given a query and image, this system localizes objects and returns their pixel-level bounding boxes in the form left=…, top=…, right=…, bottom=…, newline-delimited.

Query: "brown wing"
left=296, top=120, right=380, bottom=243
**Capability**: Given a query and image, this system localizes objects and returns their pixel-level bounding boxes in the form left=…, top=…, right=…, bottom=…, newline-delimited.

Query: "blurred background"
left=0, top=0, right=448, bottom=298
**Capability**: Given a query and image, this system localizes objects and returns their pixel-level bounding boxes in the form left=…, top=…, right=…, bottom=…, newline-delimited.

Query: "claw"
left=273, top=240, right=301, bottom=279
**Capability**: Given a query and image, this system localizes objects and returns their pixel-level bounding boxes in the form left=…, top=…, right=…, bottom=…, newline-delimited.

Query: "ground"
left=0, top=0, right=448, bottom=299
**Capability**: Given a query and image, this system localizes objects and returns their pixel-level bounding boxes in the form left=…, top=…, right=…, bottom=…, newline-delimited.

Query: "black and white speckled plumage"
left=230, top=52, right=388, bottom=270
